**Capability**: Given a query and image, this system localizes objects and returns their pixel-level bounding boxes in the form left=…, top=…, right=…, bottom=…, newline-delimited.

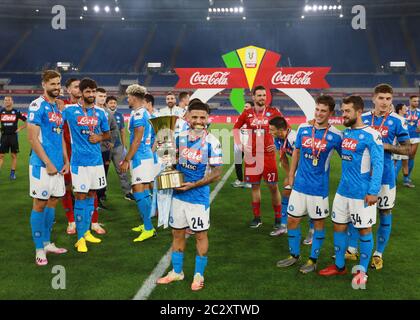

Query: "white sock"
left=373, top=251, right=382, bottom=258
left=348, top=246, right=358, bottom=254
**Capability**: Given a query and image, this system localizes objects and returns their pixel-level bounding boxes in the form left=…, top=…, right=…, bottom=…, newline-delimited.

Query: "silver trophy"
left=149, top=115, right=184, bottom=189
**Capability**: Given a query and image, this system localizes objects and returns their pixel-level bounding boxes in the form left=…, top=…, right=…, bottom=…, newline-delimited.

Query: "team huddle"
left=13, top=68, right=418, bottom=292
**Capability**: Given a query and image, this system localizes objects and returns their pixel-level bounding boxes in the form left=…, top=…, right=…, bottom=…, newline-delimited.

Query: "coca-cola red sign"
left=301, top=137, right=327, bottom=151
left=342, top=138, right=358, bottom=151
left=77, top=116, right=98, bottom=127
left=176, top=68, right=247, bottom=88
left=1, top=114, right=17, bottom=122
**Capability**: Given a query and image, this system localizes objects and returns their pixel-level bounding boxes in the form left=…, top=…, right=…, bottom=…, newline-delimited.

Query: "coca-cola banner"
left=175, top=67, right=330, bottom=89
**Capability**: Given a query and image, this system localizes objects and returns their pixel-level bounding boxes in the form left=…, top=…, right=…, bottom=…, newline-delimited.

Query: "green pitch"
left=0, top=124, right=419, bottom=300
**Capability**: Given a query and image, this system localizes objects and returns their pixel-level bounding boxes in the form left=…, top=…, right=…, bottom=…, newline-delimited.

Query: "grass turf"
left=0, top=124, right=419, bottom=299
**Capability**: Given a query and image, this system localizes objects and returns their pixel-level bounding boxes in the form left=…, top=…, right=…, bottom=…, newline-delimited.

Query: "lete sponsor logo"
left=271, top=71, right=314, bottom=86
left=1, top=114, right=17, bottom=122
left=77, top=116, right=98, bottom=127
left=180, top=147, right=203, bottom=162
left=372, top=125, right=389, bottom=138
left=302, top=137, right=327, bottom=151
left=48, top=112, right=63, bottom=124
left=190, top=71, right=230, bottom=86
left=342, top=138, right=358, bottom=151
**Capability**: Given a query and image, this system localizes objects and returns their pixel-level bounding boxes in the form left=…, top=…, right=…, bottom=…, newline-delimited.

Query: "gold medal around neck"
left=410, top=121, right=415, bottom=126
left=312, top=158, right=318, bottom=166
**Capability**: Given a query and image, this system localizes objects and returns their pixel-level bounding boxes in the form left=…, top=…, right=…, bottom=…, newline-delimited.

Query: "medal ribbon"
left=79, top=103, right=95, bottom=134
left=311, top=125, right=329, bottom=160
left=371, top=111, right=390, bottom=133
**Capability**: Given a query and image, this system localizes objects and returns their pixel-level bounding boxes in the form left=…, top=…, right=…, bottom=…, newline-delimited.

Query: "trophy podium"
left=149, top=115, right=184, bottom=189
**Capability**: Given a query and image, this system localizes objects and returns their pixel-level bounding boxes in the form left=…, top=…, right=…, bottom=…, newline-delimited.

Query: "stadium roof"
left=0, top=0, right=419, bottom=22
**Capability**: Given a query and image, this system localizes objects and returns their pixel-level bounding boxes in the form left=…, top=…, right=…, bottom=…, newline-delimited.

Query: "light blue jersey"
left=128, top=107, right=153, bottom=168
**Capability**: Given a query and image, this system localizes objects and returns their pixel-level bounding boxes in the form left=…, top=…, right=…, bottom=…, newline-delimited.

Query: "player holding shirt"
left=405, top=95, right=420, bottom=187
left=120, top=85, right=158, bottom=242
left=157, top=102, right=223, bottom=291
left=276, top=96, right=342, bottom=273
left=62, top=78, right=110, bottom=253
left=233, top=86, right=284, bottom=232
left=319, top=95, right=384, bottom=288
left=27, top=70, right=68, bottom=266
left=359, top=84, right=410, bottom=269
left=0, top=96, right=27, bottom=180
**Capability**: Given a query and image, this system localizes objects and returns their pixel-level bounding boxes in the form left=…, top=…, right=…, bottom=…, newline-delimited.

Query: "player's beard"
left=343, top=117, right=357, bottom=127
left=47, top=89, right=60, bottom=98
left=167, top=102, right=175, bottom=108
left=83, top=96, right=95, bottom=105
left=256, top=100, right=265, bottom=107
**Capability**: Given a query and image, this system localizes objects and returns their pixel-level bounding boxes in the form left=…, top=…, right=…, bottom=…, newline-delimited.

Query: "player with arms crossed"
left=62, top=78, right=110, bottom=253
left=319, top=95, right=384, bottom=288
left=233, top=85, right=284, bottom=232
left=404, top=95, right=420, bottom=187
left=157, top=102, right=223, bottom=291
left=275, top=96, right=342, bottom=273
left=27, top=70, right=68, bottom=265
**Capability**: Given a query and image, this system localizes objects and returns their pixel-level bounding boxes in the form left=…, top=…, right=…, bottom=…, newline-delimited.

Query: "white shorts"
left=410, top=137, right=420, bottom=144
left=29, top=165, right=65, bottom=200
left=392, top=153, right=409, bottom=160
left=170, top=197, right=210, bottom=232
left=332, top=193, right=376, bottom=229
left=71, top=165, right=107, bottom=193
left=377, top=184, right=396, bottom=210
left=287, top=190, right=330, bottom=219
left=130, top=158, right=160, bottom=184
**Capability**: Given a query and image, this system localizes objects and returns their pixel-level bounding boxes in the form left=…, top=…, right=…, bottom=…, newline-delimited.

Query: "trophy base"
left=156, top=170, right=184, bottom=190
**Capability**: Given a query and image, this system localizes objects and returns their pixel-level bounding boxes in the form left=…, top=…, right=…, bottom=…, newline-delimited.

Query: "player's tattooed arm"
left=383, top=140, right=411, bottom=155
left=288, top=148, right=300, bottom=187
left=27, top=123, right=57, bottom=175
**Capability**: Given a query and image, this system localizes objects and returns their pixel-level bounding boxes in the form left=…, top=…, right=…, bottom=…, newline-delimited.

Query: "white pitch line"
left=132, top=164, right=235, bottom=300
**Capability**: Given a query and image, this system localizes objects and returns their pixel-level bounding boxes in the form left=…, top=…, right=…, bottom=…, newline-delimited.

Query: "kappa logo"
left=32, top=190, right=37, bottom=195
left=368, top=219, right=373, bottom=225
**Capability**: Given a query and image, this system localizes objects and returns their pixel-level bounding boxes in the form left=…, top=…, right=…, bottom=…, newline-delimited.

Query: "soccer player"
left=405, top=95, right=420, bottom=187
left=359, top=84, right=410, bottom=269
left=233, top=85, right=284, bottom=232
left=393, top=104, right=410, bottom=185
left=231, top=101, right=253, bottom=189
left=0, top=96, right=27, bottom=180
left=178, top=91, right=190, bottom=112
left=157, top=101, right=223, bottom=291
left=267, top=115, right=297, bottom=236
left=276, top=96, right=343, bottom=273
left=159, top=91, right=185, bottom=117
left=319, top=95, right=384, bottom=287
left=60, top=78, right=81, bottom=235
left=105, top=95, right=133, bottom=201
left=27, top=70, right=68, bottom=265
left=120, top=84, right=158, bottom=242
left=62, top=78, right=110, bottom=253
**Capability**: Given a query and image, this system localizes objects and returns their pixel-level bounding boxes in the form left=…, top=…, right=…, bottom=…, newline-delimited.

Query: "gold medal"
left=312, top=158, right=318, bottom=166
left=56, top=127, right=61, bottom=134
left=410, top=121, right=415, bottom=126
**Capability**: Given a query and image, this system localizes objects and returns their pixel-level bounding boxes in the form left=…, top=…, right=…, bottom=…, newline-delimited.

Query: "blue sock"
left=403, top=174, right=410, bottom=183
left=334, top=231, right=347, bottom=269
left=43, top=207, right=55, bottom=245
left=395, top=160, right=402, bottom=180
left=310, top=229, right=325, bottom=260
left=86, top=197, right=95, bottom=232
left=408, top=159, right=414, bottom=180
left=347, top=223, right=359, bottom=251
left=172, top=251, right=184, bottom=274
left=309, top=219, right=314, bottom=230
left=74, top=199, right=88, bottom=240
left=376, top=214, right=392, bottom=254
left=194, top=255, right=208, bottom=276
left=134, top=191, right=153, bottom=231
left=30, top=210, right=45, bottom=249
left=359, top=232, right=374, bottom=273
left=281, top=196, right=289, bottom=225
left=288, top=227, right=301, bottom=257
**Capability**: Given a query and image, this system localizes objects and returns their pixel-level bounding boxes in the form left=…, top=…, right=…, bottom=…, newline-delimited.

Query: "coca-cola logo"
left=1, top=114, right=16, bottom=122
left=190, top=71, right=230, bottom=86
left=342, top=138, right=358, bottom=151
left=302, top=137, right=327, bottom=151
left=77, top=116, right=98, bottom=127
left=271, top=71, right=314, bottom=86
left=180, top=147, right=202, bottom=162
left=372, top=126, right=389, bottom=138
left=48, top=112, right=62, bottom=124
